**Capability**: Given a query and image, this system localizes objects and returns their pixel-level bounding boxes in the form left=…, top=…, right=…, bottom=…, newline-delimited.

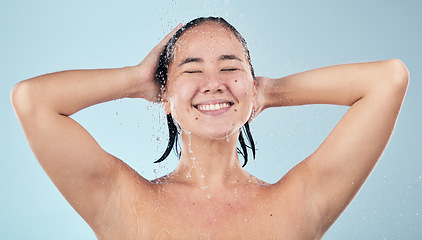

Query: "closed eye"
left=184, top=70, right=202, bottom=74
left=221, top=68, right=239, bottom=72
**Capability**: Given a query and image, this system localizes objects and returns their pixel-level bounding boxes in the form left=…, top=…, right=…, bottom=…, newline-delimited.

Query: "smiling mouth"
left=194, top=102, right=233, bottom=111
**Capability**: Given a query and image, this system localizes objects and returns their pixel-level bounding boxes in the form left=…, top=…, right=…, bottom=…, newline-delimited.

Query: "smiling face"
left=163, top=22, right=256, bottom=140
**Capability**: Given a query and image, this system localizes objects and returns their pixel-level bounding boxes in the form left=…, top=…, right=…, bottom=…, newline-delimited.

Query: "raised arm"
left=257, top=59, right=408, bottom=234
left=10, top=25, right=181, bottom=229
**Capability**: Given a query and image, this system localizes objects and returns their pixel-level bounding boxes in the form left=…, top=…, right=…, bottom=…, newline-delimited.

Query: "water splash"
left=186, top=166, right=193, bottom=178
left=146, top=101, right=154, bottom=111
left=187, top=131, right=193, bottom=153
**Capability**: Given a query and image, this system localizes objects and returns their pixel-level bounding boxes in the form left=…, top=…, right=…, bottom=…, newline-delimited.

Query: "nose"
left=201, top=72, right=226, bottom=94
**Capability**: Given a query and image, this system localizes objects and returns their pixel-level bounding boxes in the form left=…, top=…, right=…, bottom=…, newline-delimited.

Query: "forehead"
left=172, top=22, right=246, bottom=59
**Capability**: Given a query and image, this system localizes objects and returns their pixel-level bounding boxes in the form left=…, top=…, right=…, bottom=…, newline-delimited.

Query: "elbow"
left=385, top=58, right=409, bottom=94
left=11, top=81, right=35, bottom=118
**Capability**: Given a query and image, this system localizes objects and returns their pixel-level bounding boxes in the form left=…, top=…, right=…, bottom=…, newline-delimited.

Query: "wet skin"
left=94, top=23, right=321, bottom=239
left=11, top=18, right=408, bottom=239
left=97, top=167, right=320, bottom=239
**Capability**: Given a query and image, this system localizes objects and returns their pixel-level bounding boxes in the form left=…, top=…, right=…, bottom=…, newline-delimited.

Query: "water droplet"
left=187, top=131, right=194, bottom=153
left=147, top=102, right=154, bottom=110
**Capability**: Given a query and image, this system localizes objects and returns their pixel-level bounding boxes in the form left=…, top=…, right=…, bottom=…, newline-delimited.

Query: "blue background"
left=1, top=0, right=421, bottom=239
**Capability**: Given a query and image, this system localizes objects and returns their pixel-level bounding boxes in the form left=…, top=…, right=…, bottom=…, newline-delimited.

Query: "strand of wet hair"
left=154, top=114, right=178, bottom=163
left=237, top=130, right=248, bottom=167
left=244, top=122, right=256, bottom=159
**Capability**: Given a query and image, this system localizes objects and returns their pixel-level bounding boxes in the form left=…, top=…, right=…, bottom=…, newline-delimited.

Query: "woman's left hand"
left=250, top=76, right=271, bottom=121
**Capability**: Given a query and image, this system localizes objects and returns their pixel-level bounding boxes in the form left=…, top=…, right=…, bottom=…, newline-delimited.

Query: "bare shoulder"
left=269, top=161, right=323, bottom=237
left=92, top=159, right=155, bottom=238
left=97, top=169, right=325, bottom=239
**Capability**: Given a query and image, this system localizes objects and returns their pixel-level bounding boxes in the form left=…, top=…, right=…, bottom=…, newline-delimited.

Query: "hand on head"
left=129, top=23, right=183, bottom=102
left=249, top=76, right=270, bottom=122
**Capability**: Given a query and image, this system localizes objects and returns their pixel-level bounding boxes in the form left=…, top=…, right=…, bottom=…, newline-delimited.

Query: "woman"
left=11, top=17, right=408, bottom=239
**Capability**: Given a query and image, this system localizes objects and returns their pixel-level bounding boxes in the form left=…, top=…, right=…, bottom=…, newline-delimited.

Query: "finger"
left=164, top=23, right=183, bottom=43
left=153, top=23, right=183, bottom=53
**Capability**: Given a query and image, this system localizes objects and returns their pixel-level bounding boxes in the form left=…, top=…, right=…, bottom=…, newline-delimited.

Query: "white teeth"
left=197, top=102, right=230, bottom=111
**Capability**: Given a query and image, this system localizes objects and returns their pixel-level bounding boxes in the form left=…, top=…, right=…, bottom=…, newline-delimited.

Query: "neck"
left=170, top=129, right=251, bottom=189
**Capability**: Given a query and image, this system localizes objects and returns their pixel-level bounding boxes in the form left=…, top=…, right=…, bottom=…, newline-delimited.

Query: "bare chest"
left=123, top=187, right=319, bottom=240
left=148, top=194, right=272, bottom=239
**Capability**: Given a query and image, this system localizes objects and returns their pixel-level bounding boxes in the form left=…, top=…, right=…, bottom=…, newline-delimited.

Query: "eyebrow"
left=220, top=54, right=243, bottom=62
left=177, top=57, right=203, bottom=68
left=177, top=55, right=243, bottom=68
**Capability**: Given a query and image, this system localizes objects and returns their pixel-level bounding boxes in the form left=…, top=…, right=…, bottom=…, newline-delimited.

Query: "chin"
left=178, top=116, right=248, bottom=141
left=196, top=125, right=241, bottom=141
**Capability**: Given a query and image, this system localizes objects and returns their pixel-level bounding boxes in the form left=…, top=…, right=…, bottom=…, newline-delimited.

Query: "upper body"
left=11, top=18, right=408, bottom=239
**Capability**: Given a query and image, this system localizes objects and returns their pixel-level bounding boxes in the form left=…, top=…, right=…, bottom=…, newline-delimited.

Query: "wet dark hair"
left=154, top=17, right=256, bottom=167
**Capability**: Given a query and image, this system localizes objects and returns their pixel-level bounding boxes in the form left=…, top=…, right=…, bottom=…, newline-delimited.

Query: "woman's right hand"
left=128, top=23, right=182, bottom=102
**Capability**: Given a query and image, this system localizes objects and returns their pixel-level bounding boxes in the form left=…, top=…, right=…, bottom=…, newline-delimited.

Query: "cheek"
left=166, top=80, right=198, bottom=119
left=231, top=75, right=254, bottom=102
left=173, top=81, right=196, bottom=103
left=167, top=76, right=194, bottom=100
